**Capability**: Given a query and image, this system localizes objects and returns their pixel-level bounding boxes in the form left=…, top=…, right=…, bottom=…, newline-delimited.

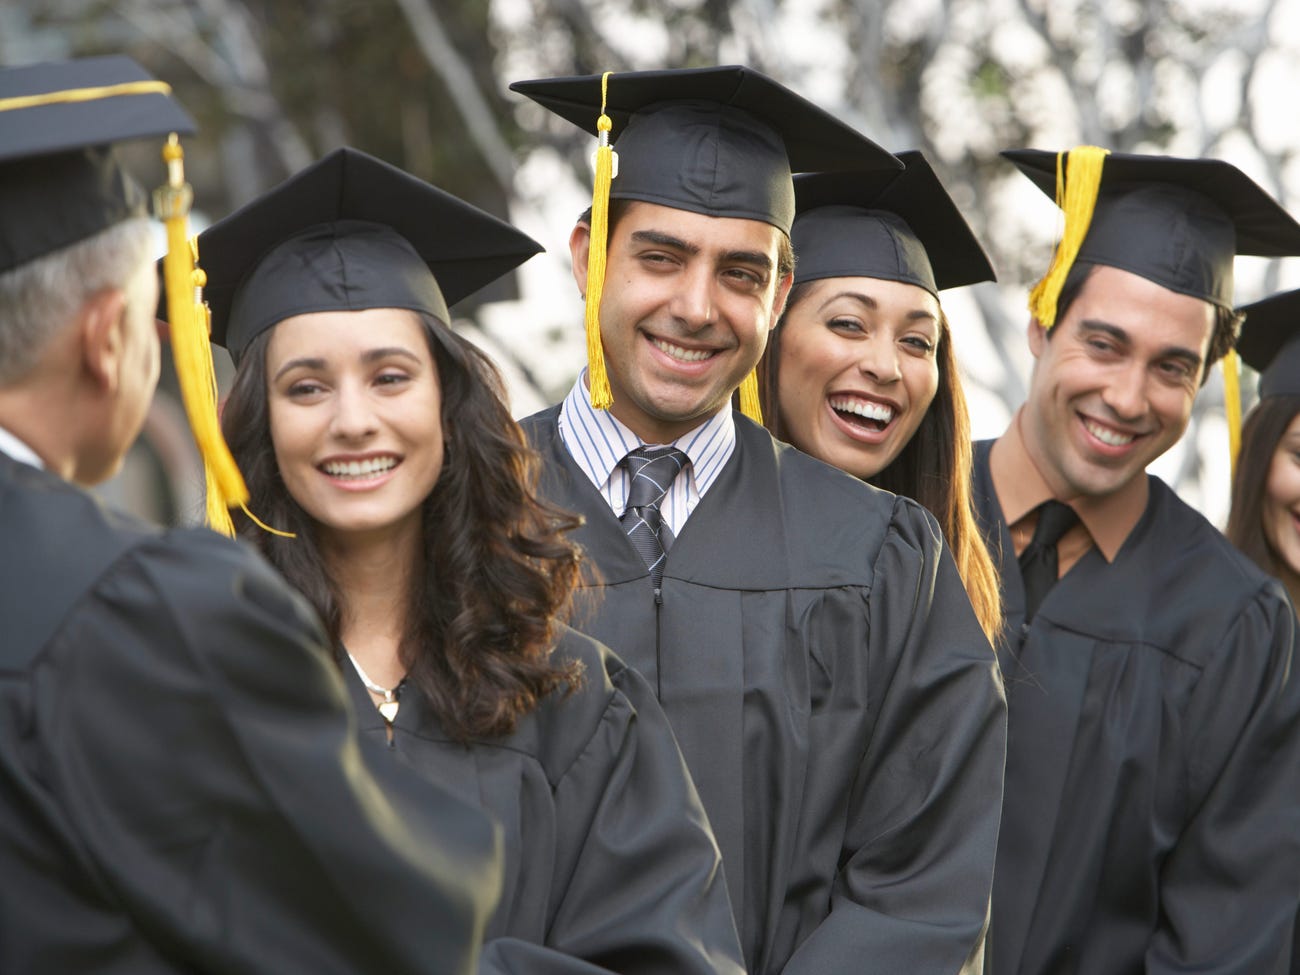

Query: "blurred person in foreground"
left=0, top=56, right=500, bottom=975
left=203, top=145, right=744, bottom=974
left=975, top=146, right=1300, bottom=974
left=512, top=65, right=1007, bottom=975
left=757, top=151, right=1003, bottom=643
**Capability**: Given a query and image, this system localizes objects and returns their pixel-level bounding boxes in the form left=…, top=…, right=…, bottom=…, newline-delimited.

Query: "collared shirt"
left=989, top=407, right=1147, bottom=577
left=556, top=374, right=735, bottom=537
left=0, top=424, right=44, bottom=469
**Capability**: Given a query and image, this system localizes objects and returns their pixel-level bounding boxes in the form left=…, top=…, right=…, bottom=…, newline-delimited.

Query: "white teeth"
left=651, top=337, right=713, bottom=362
left=322, top=457, right=398, bottom=478
left=828, top=396, right=894, bottom=424
left=1084, top=419, right=1135, bottom=447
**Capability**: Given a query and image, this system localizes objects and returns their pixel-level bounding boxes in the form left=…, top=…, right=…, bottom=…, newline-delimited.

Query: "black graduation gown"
left=0, top=453, right=500, bottom=975
left=523, top=407, right=1008, bottom=975
left=971, top=440, right=1300, bottom=975
left=344, top=628, right=746, bottom=975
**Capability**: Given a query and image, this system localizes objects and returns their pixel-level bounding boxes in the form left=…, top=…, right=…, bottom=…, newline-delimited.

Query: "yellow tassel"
left=583, top=71, right=617, bottom=410
left=738, top=368, right=763, bottom=425
left=239, top=502, right=297, bottom=538
left=1223, top=347, right=1243, bottom=476
left=156, top=134, right=248, bottom=536
left=1028, top=145, right=1110, bottom=328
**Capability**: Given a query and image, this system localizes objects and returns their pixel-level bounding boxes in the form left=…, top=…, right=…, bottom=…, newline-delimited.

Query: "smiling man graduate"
left=512, top=65, right=1008, bottom=975
left=975, top=147, right=1300, bottom=974
left=0, top=57, right=501, bottom=974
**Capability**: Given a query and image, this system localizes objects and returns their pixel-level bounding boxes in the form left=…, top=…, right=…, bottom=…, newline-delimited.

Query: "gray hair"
left=0, top=217, right=155, bottom=385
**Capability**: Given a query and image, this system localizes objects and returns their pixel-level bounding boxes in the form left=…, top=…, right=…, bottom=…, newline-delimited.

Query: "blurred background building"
left=5, top=0, right=1299, bottom=525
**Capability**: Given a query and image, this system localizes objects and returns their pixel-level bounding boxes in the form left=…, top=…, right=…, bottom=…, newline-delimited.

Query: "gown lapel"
left=973, top=442, right=1095, bottom=973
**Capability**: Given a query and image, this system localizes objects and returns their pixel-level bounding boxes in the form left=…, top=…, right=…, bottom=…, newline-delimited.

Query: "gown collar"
left=989, top=408, right=1147, bottom=563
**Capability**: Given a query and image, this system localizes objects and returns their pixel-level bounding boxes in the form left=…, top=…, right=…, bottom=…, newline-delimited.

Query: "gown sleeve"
left=478, top=648, right=746, bottom=975
left=1145, top=584, right=1300, bottom=973
left=782, top=498, right=1008, bottom=975
left=38, top=531, right=501, bottom=975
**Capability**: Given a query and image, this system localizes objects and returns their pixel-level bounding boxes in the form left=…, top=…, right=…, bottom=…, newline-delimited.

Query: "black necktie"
left=620, top=446, right=688, bottom=591
left=1018, top=500, right=1079, bottom=623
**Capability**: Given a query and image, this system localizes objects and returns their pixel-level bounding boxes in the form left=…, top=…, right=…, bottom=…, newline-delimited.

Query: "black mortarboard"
left=1005, top=147, right=1300, bottom=319
left=193, top=147, right=543, bottom=366
left=510, top=65, right=900, bottom=234
left=791, top=150, right=996, bottom=296
left=1237, top=288, right=1300, bottom=398
left=510, top=65, right=900, bottom=420
left=512, top=65, right=899, bottom=235
left=0, top=55, right=195, bottom=272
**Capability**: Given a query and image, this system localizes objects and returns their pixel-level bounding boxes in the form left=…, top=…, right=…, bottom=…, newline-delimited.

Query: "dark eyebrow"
left=1079, top=319, right=1203, bottom=371
left=819, top=289, right=938, bottom=322
left=631, top=229, right=699, bottom=255
left=630, top=230, right=773, bottom=274
left=361, top=346, right=422, bottom=365
left=272, top=347, right=421, bottom=382
left=723, top=250, right=774, bottom=273
left=273, top=356, right=326, bottom=382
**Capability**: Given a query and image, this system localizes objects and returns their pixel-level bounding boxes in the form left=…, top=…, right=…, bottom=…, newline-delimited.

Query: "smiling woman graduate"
left=0, top=59, right=503, bottom=975
left=199, top=147, right=744, bottom=975
left=758, top=151, right=1003, bottom=642
left=1229, top=288, right=1300, bottom=611
left=1227, top=287, right=1300, bottom=975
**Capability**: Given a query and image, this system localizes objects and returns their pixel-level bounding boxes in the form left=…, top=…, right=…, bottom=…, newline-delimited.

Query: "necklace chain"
left=346, top=652, right=405, bottom=724
left=346, top=652, right=399, bottom=700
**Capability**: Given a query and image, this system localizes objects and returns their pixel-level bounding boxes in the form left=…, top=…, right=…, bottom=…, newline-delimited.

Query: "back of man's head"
left=0, top=56, right=193, bottom=484
left=0, top=217, right=152, bottom=386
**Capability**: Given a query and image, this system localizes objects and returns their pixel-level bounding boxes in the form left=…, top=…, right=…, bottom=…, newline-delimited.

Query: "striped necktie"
left=619, top=446, right=688, bottom=591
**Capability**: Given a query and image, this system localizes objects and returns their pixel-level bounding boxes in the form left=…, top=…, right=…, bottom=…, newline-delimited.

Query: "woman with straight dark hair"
left=202, top=147, right=744, bottom=975
left=1228, top=288, right=1300, bottom=610
left=758, top=151, right=1003, bottom=641
left=1225, top=287, right=1300, bottom=975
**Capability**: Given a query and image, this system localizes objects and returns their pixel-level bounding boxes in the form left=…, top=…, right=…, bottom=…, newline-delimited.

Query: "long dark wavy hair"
left=760, top=282, right=1004, bottom=642
left=221, top=312, right=584, bottom=741
left=1227, top=395, right=1300, bottom=580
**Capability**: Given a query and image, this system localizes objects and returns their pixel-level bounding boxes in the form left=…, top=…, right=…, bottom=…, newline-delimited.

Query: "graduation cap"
left=1004, top=147, right=1300, bottom=324
left=791, top=150, right=996, bottom=296
left=1237, top=288, right=1300, bottom=399
left=510, top=65, right=902, bottom=421
left=0, top=54, right=195, bottom=272
left=193, top=147, right=544, bottom=367
left=0, top=57, right=247, bottom=535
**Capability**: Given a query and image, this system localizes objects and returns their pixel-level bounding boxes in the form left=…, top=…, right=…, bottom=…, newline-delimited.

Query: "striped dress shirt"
left=555, top=375, right=736, bottom=537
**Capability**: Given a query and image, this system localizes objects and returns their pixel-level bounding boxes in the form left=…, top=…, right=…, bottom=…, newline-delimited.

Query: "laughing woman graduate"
left=758, top=151, right=1003, bottom=642
left=198, top=147, right=744, bottom=975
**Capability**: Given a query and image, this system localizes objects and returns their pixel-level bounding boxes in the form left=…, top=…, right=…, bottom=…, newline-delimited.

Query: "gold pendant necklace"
left=346, top=652, right=404, bottom=723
